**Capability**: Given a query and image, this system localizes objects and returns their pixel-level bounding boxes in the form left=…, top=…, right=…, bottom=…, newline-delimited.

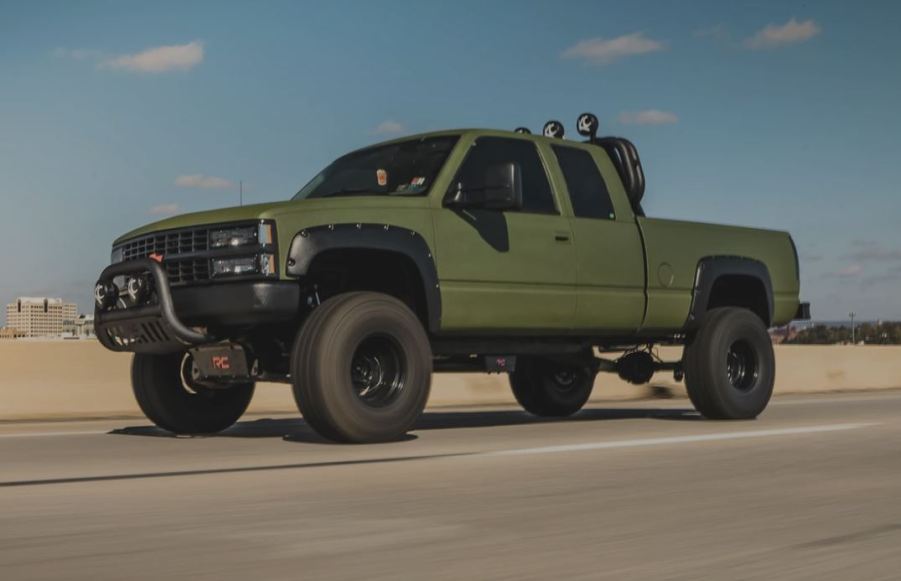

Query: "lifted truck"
left=94, top=114, right=809, bottom=443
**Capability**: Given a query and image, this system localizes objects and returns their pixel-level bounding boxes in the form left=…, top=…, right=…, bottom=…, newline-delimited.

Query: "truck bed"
left=637, top=217, right=800, bottom=330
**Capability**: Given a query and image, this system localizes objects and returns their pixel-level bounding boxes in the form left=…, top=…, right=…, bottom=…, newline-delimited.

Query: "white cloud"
left=149, top=203, right=180, bottom=216
left=175, top=174, right=234, bottom=189
left=102, top=41, right=204, bottom=73
left=617, top=109, right=679, bottom=125
left=562, top=33, right=665, bottom=65
left=744, top=18, right=820, bottom=49
left=373, top=120, right=406, bottom=135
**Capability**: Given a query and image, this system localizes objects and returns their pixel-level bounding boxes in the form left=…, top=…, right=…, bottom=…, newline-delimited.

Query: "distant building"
left=5, top=297, right=78, bottom=338
left=63, top=314, right=95, bottom=338
left=0, top=327, right=25, bottom=340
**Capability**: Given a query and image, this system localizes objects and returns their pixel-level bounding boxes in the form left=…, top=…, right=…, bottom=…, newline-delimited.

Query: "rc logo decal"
left=211, top=356, right=231, bottom=370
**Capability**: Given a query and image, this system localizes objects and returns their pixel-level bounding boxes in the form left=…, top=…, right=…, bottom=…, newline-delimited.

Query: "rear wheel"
left=291, top=292, right=432, bottom=443
left=131, top=352, right=255, bottom=434
left=683, top=307, right=775, bottom=419
left=510, top=356, right=596, bottom=417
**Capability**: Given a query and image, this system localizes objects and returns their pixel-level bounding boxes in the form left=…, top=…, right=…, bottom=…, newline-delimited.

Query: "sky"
left=1, top=0, right=900, bottom=320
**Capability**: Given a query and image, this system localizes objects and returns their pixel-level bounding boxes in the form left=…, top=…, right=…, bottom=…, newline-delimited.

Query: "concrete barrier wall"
left=1, top=341, right=900, bottom=421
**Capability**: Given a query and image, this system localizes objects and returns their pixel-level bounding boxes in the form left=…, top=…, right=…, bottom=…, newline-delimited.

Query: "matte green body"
left=115, top=129, right=801, bottom=334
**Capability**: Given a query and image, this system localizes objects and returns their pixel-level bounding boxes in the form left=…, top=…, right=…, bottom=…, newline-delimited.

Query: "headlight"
left=210, top=225, right=257, bottom=248
left=111, top=247, right=124, bottom=264
left=210, top=222, right=275, bottom=249
left=212, top=256, right=257, bottom=277
left=211, top=254, right=277, bottom=278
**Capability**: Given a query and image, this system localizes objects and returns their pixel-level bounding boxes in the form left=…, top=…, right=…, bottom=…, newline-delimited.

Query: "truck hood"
left=113, top=201, right=295, bottom=244
left=112, top=196, right=431, bottom=245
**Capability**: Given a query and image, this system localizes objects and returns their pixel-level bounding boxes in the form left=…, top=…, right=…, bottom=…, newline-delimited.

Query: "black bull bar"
left=94, top=258, right=215, bottom=353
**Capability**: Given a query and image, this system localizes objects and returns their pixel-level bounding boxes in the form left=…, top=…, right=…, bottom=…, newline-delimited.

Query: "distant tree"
left=785, top=322, right=901, bottom=345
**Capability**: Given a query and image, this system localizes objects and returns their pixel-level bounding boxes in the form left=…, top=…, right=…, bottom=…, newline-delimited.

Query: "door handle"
left=554, top=231, right=571, bottom=243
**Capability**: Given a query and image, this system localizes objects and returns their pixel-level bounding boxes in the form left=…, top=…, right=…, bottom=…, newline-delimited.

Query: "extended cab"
left=94, top=115, right=809, bottom=442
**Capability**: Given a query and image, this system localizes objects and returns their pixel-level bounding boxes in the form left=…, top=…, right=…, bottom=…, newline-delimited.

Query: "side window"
left=552, top=145, right=615, bottom=220
left=453, top=137, right=557, bottom=214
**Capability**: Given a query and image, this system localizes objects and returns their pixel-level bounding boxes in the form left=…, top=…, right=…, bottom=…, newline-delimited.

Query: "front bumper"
left=95, top=258, right=299, bottom=353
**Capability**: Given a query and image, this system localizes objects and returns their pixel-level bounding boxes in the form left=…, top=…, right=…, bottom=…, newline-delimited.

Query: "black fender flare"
left=687, top=256, right=774, bottom=327
left=285, top=223, right=441, bottom=332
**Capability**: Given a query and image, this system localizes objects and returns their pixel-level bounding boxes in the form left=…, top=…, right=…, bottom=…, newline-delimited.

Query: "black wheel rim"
left=726, top=340, right=759, bottom=392
left=351, top=335, right=406, bottom=408
left=551, top=369, right=578, bottom=392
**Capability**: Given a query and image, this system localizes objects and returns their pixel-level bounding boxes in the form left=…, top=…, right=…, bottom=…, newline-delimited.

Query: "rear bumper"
left=95, top=259, right=299, bottom=353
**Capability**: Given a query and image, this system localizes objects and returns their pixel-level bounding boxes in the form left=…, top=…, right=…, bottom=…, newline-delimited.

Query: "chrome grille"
left=164, top=258, right=211, bottom=284
left=118, top=227, right=211, bottom=285
left=120, top=227, right=209, bottom=261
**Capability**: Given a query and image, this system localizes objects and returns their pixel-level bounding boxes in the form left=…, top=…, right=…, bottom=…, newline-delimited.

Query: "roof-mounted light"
left=543, top=120, right=565, bottom=139
left=576, top=112, right=599, bottom=141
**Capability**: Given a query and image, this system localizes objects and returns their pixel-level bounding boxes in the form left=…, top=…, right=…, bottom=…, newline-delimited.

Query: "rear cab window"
left=552, top=145, right=616, bottom=220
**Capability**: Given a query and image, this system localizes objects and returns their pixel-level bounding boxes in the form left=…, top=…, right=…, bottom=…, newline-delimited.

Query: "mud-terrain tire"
left=683, top=307, right=775, bottom=420
left=291, top=292, right=432, bottom=443
left=510, top=356, right=596, bottom=417
left=132, top=353, right=255, bottom=435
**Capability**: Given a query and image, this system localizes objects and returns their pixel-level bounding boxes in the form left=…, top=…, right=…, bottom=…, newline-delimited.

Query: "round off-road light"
left=126, top=276, right=149, bottom=304
left=543, top=120, right=565, bottom=138
left=576, top=112, right=599, bottom=138
left=94, top=282, right=118, bottom=309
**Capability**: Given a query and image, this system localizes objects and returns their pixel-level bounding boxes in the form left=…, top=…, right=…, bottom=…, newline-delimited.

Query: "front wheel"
left=132, top=353, right=255, bottom=434
left=510, top=356, right=596, bottom=417
left=291, top=292, right=432, bottom=443
left=683, top=307, right=775, bottom=419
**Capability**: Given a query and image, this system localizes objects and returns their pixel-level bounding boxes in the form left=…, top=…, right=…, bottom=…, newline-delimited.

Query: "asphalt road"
left=2, top=391, right=901, bottom=580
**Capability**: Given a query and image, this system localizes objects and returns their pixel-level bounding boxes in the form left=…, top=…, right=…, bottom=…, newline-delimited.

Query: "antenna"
left=239, top=180, right=243, bottom=207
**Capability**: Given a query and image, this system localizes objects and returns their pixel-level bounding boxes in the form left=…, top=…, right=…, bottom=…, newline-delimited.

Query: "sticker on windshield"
left=376, top=169, right=388, bottom=187
left=411, top=177, right=426, bottom=186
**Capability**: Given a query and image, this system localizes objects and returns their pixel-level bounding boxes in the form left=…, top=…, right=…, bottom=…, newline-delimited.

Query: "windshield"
left=293, top=135, right=459, bottom=200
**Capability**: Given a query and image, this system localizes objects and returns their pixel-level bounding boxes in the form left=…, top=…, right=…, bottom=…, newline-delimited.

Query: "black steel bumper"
left=95, top=259, right=299, bottom=353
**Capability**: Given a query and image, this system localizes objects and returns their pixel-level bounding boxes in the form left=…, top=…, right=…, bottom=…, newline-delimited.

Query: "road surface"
left=2, top=391, right=901, bottom=580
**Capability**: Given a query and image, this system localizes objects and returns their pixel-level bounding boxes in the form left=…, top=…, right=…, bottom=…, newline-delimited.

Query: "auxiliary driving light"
left=126, top=275, right=150, bottom=304
left=94, top=281, right=118, bottom=309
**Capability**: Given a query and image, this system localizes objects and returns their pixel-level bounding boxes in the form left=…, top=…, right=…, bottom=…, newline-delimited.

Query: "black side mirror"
left=447, top=162, right=523, bottom=211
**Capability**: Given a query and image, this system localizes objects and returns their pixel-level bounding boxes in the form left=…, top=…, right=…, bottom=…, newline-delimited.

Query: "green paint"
left=111, top=129, right=802, bottom=333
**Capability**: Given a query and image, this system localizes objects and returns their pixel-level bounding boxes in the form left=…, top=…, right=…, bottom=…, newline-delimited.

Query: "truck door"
left=550, top=144, right=645, bottom=333
left=433, top=136, right=578, bottom=331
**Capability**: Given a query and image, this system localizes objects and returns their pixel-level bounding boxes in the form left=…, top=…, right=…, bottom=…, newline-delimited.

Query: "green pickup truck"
left=94, top=114, right=809, bottom=443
